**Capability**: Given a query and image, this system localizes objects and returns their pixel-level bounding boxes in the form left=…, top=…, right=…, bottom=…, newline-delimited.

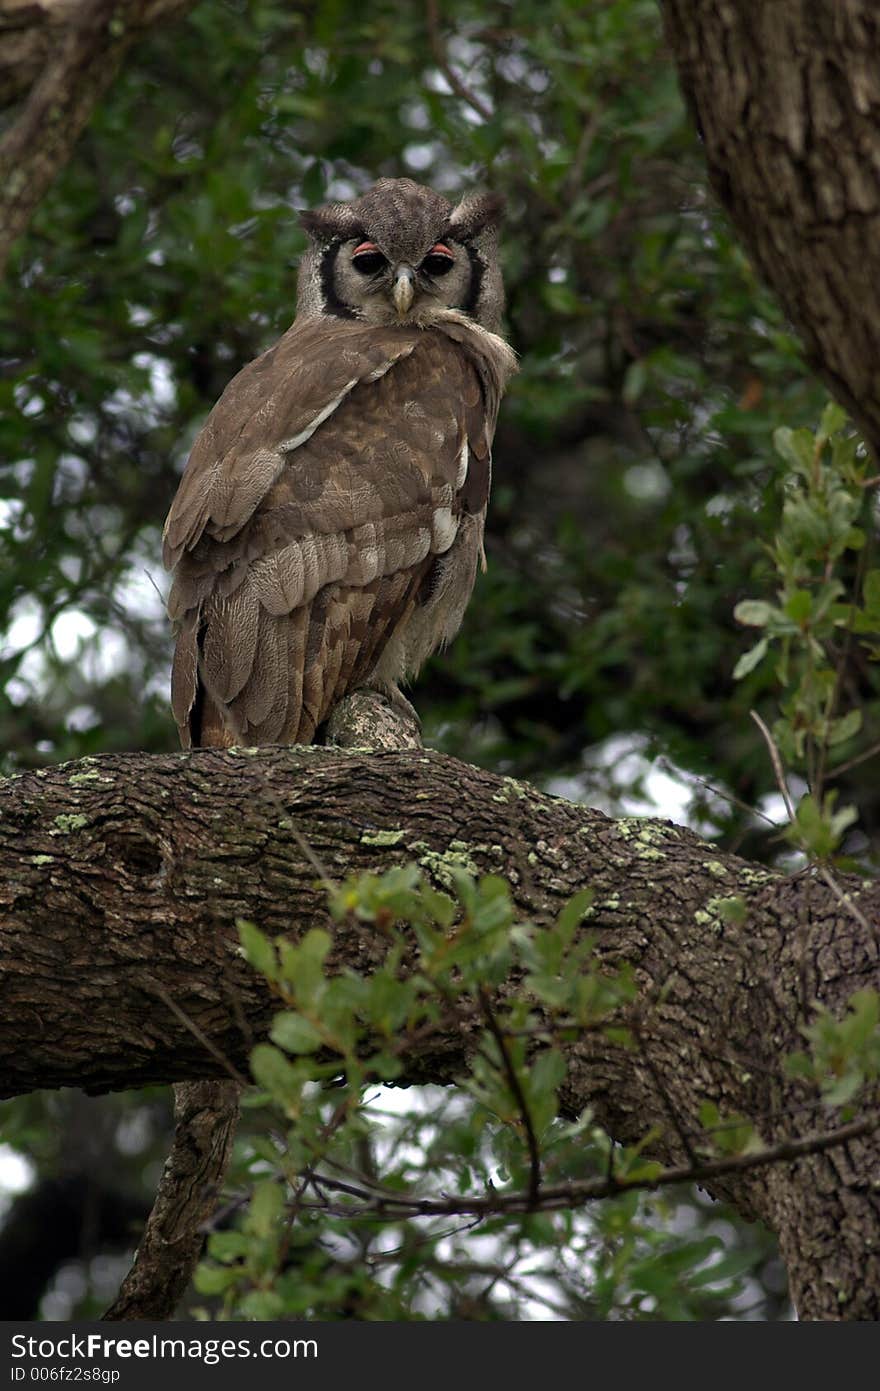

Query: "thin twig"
left=290, top=1112, right=880, bottom=1219
left=478, top=986, right=542, bottom=1209
left=146, top=982, right=248, bottom=1085
left=425, top=0, right=492, bottom=122
left=654, top=755, right=777, bottom=828
left=750, top=708, right=874, bottom=932
left=823, top=737, right=880, bottom=781
left=750, top=709, right=795, bottom=820
left=816, top=864, right=874, bottom=933
left=631, top=1020, right=699, bottom=1167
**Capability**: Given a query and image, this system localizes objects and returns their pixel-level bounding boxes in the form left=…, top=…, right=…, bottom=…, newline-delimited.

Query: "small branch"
left=478, top=986, right=542, bottom=1209
left=816, top=864, right=874, bottom=934
left=147, top=983, right=249, bottom=1085
left=749, top=709, right=874, bottom=934
left=424, top=0, right=492, bottom=123
left=296, top=1112, right=880, bottom=1220
left=824, top=737, right=880, bottom=780
left=654, top=755, right=778, bottom=828
left=750, top=708, right=795, bottom=820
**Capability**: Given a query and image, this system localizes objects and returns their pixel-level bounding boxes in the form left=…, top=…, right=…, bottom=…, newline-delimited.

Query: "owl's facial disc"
left=342, top=235, right=467, bottom=323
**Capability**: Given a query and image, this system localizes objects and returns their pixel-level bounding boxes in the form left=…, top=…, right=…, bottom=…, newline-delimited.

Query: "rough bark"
left=661, top=0, right=880, bottom=454
left=1, top=743, right=879, bottom=1318
left=656, top=0, right=880, bottom=1316
left=100, top=1079, right=241, bottom=1321
left=0, top=0, right=195, bottom=275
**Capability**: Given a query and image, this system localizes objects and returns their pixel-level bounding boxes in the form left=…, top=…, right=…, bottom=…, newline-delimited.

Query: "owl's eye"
left=352, top=242, right=387, bottom=275
left=421, top=244, right=455, bottom=277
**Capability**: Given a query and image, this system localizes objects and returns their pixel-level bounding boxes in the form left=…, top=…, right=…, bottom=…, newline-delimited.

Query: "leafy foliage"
left=733, top=405, right=879, bottom=861
left=787, top=991, right=880, bottom=1111
left=206, top=857, right=877, bottom=1321
left=193, top=868, right=769, bottom=1321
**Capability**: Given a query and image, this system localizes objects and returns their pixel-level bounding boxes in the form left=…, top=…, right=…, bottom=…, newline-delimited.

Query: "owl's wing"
left=164, top=318, right=494, bottom=747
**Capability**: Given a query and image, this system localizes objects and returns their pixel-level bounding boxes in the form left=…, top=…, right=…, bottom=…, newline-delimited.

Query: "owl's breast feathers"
left=163, top=315, right=516, bottom=748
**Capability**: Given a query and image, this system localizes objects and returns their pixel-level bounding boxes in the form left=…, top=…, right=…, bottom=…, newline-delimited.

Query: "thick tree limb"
left=661, top=0, right=880, bottom=453
left=100, top=1079, right=240, bottom=1321
left=1, top=741, right=879, bottom=1317
left=0, top=0, right=195, bottom=275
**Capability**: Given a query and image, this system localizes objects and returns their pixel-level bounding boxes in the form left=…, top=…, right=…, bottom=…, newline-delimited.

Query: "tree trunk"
left=1, top=744, right=878, bottom=1318
left=661, top=0, right=880, bottom=452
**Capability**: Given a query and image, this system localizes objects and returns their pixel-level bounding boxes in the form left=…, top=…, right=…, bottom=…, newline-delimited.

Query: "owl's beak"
left=392, top=265, right=415, bottom=316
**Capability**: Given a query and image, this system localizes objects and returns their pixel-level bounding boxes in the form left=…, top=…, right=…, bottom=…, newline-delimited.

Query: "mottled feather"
left=164, top=312, right=514, bottom=748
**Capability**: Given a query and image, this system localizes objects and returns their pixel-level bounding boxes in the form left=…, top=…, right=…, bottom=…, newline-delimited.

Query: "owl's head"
left=296, top=178, right=506, bottom=333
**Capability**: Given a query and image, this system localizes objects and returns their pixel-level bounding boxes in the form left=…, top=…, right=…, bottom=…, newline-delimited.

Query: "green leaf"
left=193, top=1263, right=238, bottom=1295
left=686, top=1247, right=757, bottom=1289
left=784, top=1049, right=814, bottom=1079
left=270, top=1011, right=323, bottom=1054
left=277, top=928, right=332, bottom=1004
left=249, top=1043, right=302, bottom=1105
left=207, top=1230, right=251, bottom=1263
left=526, top=971, right=570, bottom=1008
left=732, top=637, right=768, bottom=679
left=530, top=1047, right=566, bottom=1097
left=237, top=918, right=278, bottom=982
left=827, top=708, right=862, bottom=747
left=247, top=1179, right=284, bottom=1238
left=773, top=425, right=814, bottom=473
left=733, top=600, right=774, bottom=628
left=783, top=589, right=812, bottom=624
left=819, top=402, right=847, bottom=438
left=787, top=792, right=857, bottom=857
left=238, top=1290, right=286, bottom=1319
left=823, top=1072, right=865, bottom=1107
left=829, top=801, right=859, bottom=842
left=622, top=358, right=646, bottom=404
left=557, top=887, right=595, bottom=935
left=843, top=988, right=880, bottom=1043
left=862, top=568, right=880, bottom=615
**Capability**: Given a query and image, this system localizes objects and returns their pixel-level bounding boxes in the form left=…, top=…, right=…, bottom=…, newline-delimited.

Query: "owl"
left=163, top=178, right=517, bottom=749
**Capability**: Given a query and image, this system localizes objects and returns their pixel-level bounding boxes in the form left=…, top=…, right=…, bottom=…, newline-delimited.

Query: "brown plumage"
left=163, top=179, right=516, bottom=749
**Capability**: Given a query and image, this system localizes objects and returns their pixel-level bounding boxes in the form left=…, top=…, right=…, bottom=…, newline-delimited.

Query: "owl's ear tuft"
left=299, top=204, right=362, bottom=243
left=448, top=191, right=505, bottom=241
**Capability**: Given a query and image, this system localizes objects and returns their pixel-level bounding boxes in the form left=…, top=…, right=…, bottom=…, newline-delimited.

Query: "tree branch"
left=101, top=1079, right=240, bottom=1321
left=2, top=737, right=879, bottom=1316
left=2, top=740, right=877, bottom=1097
left=0, top=0, right=196, bottom=275
left=299, top=1111, right=880, bottom=1218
